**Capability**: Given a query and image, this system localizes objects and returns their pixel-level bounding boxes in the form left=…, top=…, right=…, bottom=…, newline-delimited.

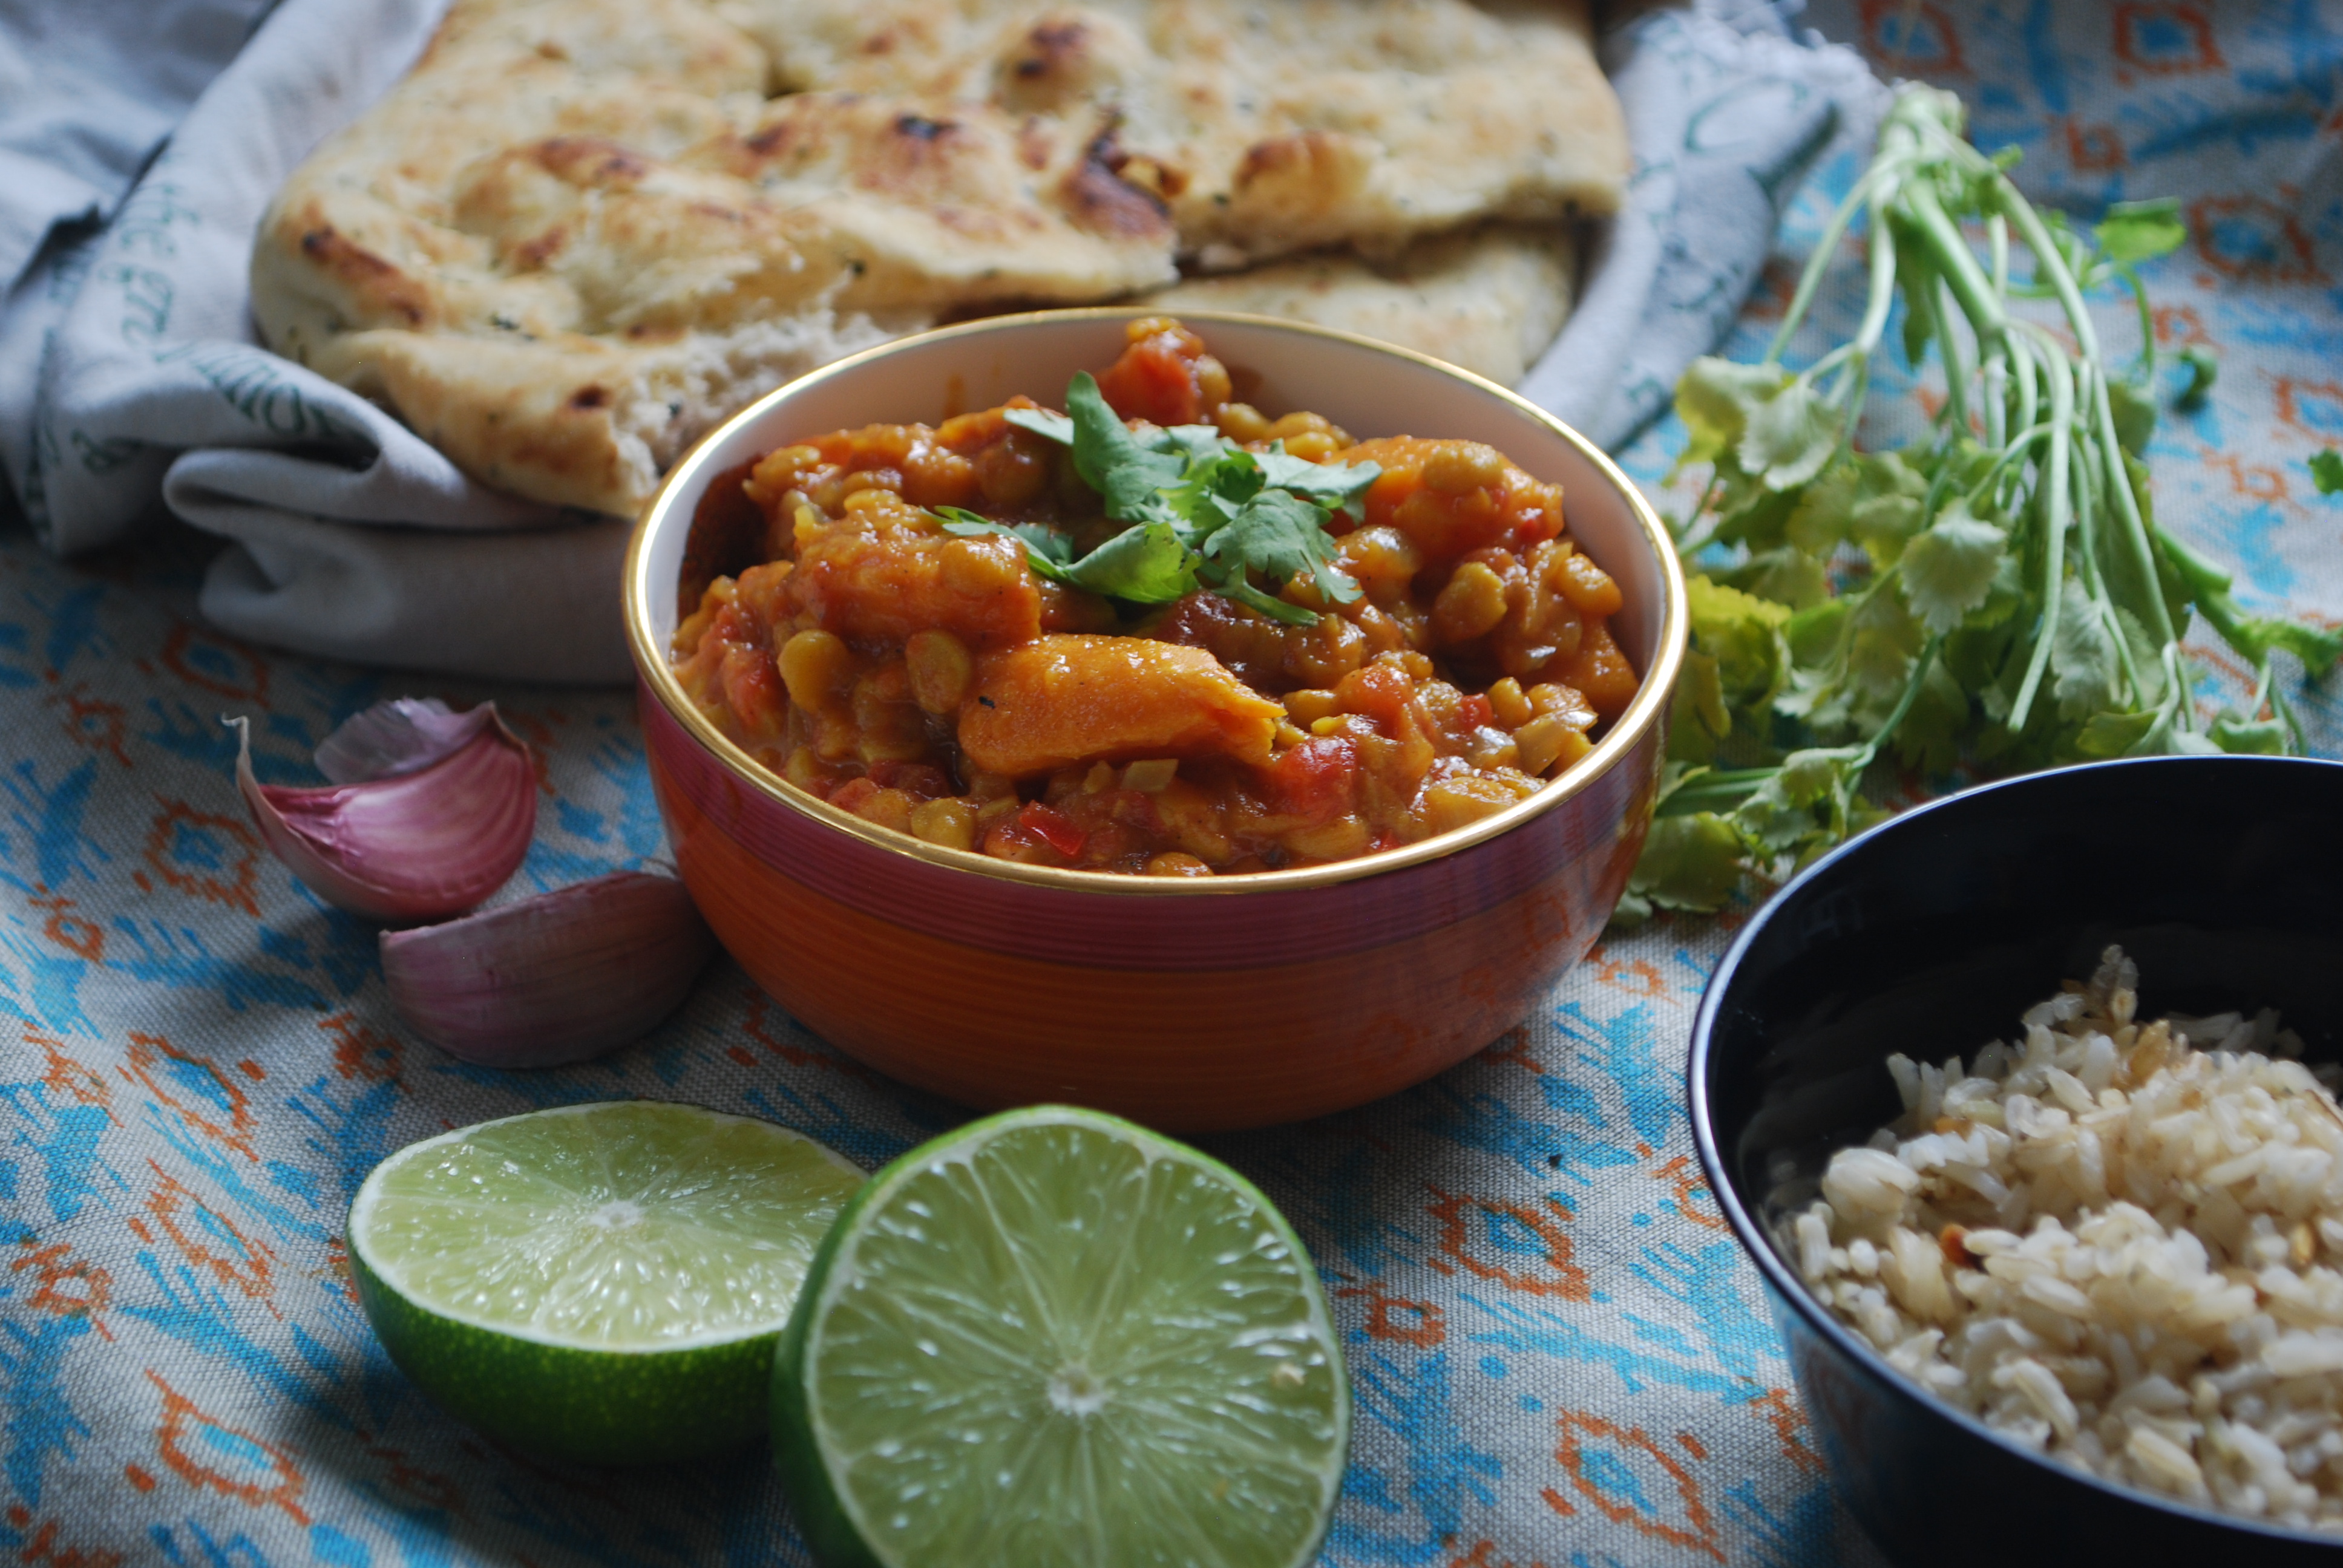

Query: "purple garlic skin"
left=230, top=703, right=536, bottom=923
left=379, top=872, right=717, bottom=1068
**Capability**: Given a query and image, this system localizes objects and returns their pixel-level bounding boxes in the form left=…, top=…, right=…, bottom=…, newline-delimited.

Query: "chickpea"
left=1421, top=442, right=1506, bottom=494
left=974, top=433, right=1050, bottom=508
left=939, top=535, right=1023, bottom=595
left=1337, top=526, right=1423, bottom=601
left=1216, top=402, right=1273, bottom=443
left=778, top=629, right=853, bottom=710
left=852, top=786, right=916, bottom=834
left=1432, top=561, right=1511, bottom=644
left=1418, top=774, right=1530, bottom=837
left=909, top=797, right=978, bottom=851
left=1486, top=677, right=1533, bottom=729
left=837, top=468, right=903, bottom=500
left=1144, top=851, right=1214, bottom=877
left=1515, top=714, right=1593, bottom=776
left=1286, top=613, right=1366, bottom=688
left=1283, top=688, right=1342, bottom=726
left=903, top=629, right=973, bottom=714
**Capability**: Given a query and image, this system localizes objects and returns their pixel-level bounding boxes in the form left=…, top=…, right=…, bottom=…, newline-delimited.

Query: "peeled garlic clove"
left=378, top=872, right=716, bottom=1068
left=229, top=705, right=535, bottom=923
left=313, top=697, right=496, bottom=784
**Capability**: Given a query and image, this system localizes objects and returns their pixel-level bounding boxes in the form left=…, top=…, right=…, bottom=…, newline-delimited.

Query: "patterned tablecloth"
left=8, top=4, right=2343, bottom=1564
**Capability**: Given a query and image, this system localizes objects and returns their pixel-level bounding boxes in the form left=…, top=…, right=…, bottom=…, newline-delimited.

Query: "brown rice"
left=1785, top=946, right=2343, bottom=1530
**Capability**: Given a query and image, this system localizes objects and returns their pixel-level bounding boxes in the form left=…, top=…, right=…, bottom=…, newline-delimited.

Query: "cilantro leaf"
left=1056, top=521, right=1199, bottom=604
left=1722, top=546, right=1832, bottom=610
left=1738, top=379, right=1844, bottom=492
left=1668, top=651, right=1731, bottom=763
left=1201, top=489, right=1363, bottom=606
left=1674, top=357, right=1784, bottom=471
left=2311, top=449, right=2343, bottom=495
left=1899, top=501, right=2008, bottom=635
left=2073, top=709, right=2159, bottom=759
left=1004, top=406, right=1074, bottom=445
left=1624, top=811, right=1748, bottom=914
left=2175, top=345, right=2216, bottom=410
left=1684, top=574, right=1789, bottom=705
left=2050, top=578, right=2121, bottom=718
left=2209, top=712, right=2289, bottom=756
left=1257, top=448, right=1380, bottom=522
left=1164, top=448, right=1265, bottom=541
left=2106, top=377, right=2157, bottom=457
left=935, top=509, right=1078, bottom=581
left=2094, top=198, right=2186, bottom=266
left=1201, top=564, right=1320, bottom=626
left=1065, top=373, right=1184, bottom=521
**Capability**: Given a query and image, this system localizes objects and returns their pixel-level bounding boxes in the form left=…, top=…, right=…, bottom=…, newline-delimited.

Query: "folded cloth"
left=0, top=0, right=1875, bottom=685
left=1525, top=0, right=1885, bottom=447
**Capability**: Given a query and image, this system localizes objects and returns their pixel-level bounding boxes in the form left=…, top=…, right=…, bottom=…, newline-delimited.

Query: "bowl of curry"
left=624, top=310, right=1686, bottom=1130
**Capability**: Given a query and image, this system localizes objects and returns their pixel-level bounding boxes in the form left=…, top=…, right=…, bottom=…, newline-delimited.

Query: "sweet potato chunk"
left=787, top=495, right=1041, bottom=649
left=958, top=635, right=1283, bottom=777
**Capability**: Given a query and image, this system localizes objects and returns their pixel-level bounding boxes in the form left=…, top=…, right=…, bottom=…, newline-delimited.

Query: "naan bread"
left=1135, top=225, right=1577, bottom=387
left=735, top=0, right=1626, bottom=266
left=252, top=0, right=1625, bottom=517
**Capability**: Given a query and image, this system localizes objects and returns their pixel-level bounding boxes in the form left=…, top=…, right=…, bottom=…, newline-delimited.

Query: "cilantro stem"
left=1858, top=635, right=1942, bottom=769
left=1766, top=155, right=1910, bottom=365
left=2006, top=330, right=2071, bottom=733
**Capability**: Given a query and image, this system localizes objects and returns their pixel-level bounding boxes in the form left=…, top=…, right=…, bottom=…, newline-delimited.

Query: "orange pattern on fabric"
left=321, top=1012, right=403, bottom=1085
left=1651, top=1155, right=1729, bottom=1230
left=148, top=1371, right=310, bottom=1525
left=160, top=622, right=270, bottom=705
left=138, top=800, right=261, bottom=915
left=2112, top=3, right=2223, bottom=74
left=1546, top=1409, right=1723, bottom=1562
left=144, top=1162, right=280, bottom=1307
left=1336, top=1282, right=1447, bottom=1348
left=1424, top=1189, right=1591, bottom=1301
left=120, top=1033, right=259, bottom=1160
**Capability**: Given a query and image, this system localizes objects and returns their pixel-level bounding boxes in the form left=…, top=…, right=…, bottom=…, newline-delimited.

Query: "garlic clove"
left=378, top=872, right=717, bottom=1068
left=313, top=697, right=497, bottom=784
left=230, top=706, right=536, bottom=924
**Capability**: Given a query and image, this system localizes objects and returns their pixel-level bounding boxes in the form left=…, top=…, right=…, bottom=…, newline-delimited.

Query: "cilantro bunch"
left=1624, top=84, right=2342, bottom=923
left=936, top=372, right=1378, bottom=627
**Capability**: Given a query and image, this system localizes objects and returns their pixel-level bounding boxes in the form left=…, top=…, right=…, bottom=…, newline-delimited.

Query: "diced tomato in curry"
left=671, top=318, right=1637, bottom=876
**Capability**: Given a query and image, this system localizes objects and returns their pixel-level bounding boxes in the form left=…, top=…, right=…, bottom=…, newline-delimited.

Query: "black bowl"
left=1689, top=755, right=2343, bottom=1566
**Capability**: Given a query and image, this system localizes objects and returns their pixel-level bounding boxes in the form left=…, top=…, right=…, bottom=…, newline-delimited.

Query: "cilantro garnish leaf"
left=936, top=370, right=1377, bottom=624
left=2311, top=449, right=2343, bottom=495
left=1201, top=489, right=1363, bottom=606
left=1064, top=373, right=1183, bottom=520
left=935, top=508, right=1077, bottom=581
left=1055, top=521, right=1199, bottom=604
left=1164, top=448, right=1265, bottom=539
left=1257, top=446, right=1380, bottom=521
left=1003, top=406, right=1074, bottom=445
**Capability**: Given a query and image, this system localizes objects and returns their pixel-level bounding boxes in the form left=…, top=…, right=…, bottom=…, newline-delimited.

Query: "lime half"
left=350, top=1100, right=865, bottom=1465
left=772, top=1105, right=1350, bottom=1568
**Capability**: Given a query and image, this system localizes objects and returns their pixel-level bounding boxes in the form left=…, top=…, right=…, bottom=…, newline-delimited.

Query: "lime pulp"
left=773, top=1105, right=1350, bottom=1568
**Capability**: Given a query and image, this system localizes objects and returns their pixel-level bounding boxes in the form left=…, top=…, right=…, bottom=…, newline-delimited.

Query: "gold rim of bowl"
left=624, top=307, right=1689, bottom=899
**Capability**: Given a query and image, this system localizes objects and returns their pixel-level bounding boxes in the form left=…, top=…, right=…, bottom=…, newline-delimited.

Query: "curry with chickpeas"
left=672, top=318, right=1638, bottom=876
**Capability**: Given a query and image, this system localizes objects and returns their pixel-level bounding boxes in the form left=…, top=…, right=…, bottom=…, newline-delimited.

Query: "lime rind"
left=349, top=1099, right=866, bottom=1466
left=773, top=1105, right=1351, bottom=1568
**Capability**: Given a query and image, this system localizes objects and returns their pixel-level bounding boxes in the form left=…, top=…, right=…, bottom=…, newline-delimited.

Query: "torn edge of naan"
left=1135, top=225, right=1579, bottom=388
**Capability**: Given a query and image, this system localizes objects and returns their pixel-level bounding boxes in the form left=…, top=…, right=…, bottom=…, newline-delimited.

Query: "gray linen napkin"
left=0, top=0, right=1875, bottom=684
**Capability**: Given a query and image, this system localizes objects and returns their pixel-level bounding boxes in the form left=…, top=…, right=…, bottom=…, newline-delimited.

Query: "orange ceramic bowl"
left=624, top=310, right=1687, bottom=1131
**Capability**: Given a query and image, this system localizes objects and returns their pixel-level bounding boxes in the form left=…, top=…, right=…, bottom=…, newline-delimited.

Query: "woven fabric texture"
left=6, top=2, right=2343, bottom=1564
